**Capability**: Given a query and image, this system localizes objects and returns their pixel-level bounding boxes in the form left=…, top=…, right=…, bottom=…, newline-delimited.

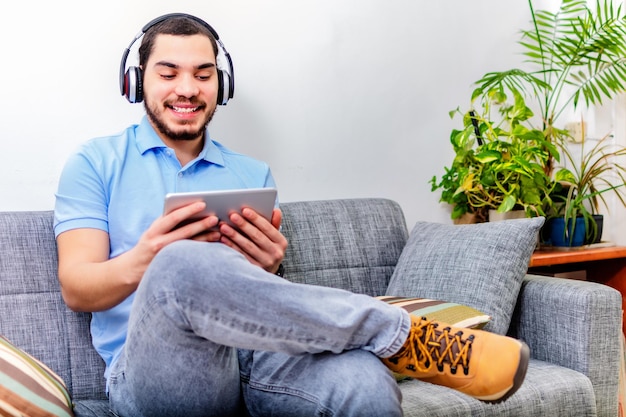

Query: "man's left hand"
left=219, top=207, right=287, bottom=274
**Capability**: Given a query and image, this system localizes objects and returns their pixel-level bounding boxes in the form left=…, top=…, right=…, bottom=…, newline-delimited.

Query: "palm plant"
left=472, top=0, right=626, bottom=175
left=433, top=0, right=626, bottom=227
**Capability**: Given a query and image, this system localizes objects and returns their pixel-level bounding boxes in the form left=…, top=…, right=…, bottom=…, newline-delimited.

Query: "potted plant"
left=433, top=0, right=626, bottom=226
left=430, top=89, right=557, bottom=223
left=471, top=0, right=626, bottom=177
left=546, top=133, right=626, bottom=246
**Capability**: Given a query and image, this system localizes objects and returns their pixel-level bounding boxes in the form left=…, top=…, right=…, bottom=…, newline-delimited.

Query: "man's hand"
left=218, top=207, right=287, bottom=274
left=129, top=201, right=221, bottom=272
left=57, top=201, right=220, bottom=312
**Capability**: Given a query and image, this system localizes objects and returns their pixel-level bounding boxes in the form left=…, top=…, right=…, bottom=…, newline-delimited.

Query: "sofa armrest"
left=509, top=274, right=622, bottom=416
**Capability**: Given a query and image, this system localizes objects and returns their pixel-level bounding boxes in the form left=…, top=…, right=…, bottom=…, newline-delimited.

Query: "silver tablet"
left=163, top=187, right=277, bottom=227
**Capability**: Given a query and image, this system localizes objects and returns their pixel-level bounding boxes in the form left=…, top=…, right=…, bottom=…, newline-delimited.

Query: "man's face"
left=142, top=34, right=219, bottom=142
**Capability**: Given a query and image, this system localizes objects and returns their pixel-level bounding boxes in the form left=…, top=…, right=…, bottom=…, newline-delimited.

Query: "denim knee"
left=151, top=240, right=233, bottom=270
left=142, top=240, right=237, bottom=290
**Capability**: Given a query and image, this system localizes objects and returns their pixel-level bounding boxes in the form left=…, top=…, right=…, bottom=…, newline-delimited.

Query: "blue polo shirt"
left=54, top=116, right=276, bottom=381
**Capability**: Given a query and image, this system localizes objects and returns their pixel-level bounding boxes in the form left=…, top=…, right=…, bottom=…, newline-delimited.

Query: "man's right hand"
left=56, top=201, right=219, bottom=313
left=128, top=200, right=221, bottom=275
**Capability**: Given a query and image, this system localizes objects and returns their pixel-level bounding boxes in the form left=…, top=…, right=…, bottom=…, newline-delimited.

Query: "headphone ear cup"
left=135, top=68, right=143, bottom=103
left=124, top=66, right=143, bottom=103
left=217, top=70, right=226, bottom=105
left=216, top=70, right=232, bottom=106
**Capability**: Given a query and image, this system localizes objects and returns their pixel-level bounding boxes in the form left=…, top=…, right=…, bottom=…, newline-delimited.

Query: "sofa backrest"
left=280, top=198, right=408, bottom=295
left=0, top=210, right=107, bottom=401
left=0, top=198, right=408, bottom=399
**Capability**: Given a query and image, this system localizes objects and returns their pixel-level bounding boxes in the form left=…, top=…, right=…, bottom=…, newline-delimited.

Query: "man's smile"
left=171, top=105, right=200, bottom=113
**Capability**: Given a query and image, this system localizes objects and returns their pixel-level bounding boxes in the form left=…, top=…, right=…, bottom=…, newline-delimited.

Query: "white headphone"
left=119, top=13, right=234, bottom=105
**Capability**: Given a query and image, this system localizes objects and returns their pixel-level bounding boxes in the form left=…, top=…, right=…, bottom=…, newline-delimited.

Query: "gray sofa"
left=0, top=198, right=622, bottom=417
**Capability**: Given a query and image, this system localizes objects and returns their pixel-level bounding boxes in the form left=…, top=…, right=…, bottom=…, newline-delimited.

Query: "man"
left=54, top=13, right=529, bottom=417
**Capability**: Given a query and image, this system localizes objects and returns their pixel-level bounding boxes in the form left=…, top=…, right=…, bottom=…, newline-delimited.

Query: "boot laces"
left=407, top=317, right=473, bottom=375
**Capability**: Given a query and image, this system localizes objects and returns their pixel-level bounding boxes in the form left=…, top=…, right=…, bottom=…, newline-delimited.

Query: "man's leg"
left=134, top=240, right=410, bottom=356
left=238, top=349, right=403, bottom=417
left=107, top=288, right=243, bottom=417
left=108, top=240, right=408, bottom=416
left=109, top=239, right=529, bottom=415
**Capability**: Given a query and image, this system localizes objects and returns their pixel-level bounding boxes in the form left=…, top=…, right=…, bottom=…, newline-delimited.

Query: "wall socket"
left=565, top=121, right=586, bottom=142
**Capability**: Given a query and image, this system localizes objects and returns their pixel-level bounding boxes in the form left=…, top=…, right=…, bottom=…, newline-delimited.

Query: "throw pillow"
left=376, top=296, right=490, bottom=329
left=0, top=335, right=74, bottom=417
left=386, top=217, right=544, bottom=335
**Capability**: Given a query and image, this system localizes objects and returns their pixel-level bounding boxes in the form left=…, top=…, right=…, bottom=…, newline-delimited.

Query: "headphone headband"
left=119, top=13, right=234, bottom=105
left=140, top=13, right=221, bottom=40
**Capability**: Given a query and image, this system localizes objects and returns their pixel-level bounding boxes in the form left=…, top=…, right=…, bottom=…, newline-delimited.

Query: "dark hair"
left=138, top=16, right=219, bottom=68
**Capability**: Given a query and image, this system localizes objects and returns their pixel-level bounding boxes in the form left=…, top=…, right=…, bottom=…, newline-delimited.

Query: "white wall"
left=7, top=0, right=623, bottom=242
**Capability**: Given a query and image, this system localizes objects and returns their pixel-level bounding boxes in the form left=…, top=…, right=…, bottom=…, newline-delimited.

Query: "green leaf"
left=474, top=149, right=502, bottom=163
left=497, top=195, right=517, bottom=213
left=554, top=168, right=577, bottom=184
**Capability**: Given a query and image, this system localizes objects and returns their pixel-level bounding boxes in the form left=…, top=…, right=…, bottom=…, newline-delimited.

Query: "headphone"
left=119, top=13, right=234, bottom=105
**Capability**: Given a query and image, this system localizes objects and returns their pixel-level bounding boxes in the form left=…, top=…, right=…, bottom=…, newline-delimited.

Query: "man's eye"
left=161, top=74, right=175, bottom=80
left=197, top=75, right=211, bottom=81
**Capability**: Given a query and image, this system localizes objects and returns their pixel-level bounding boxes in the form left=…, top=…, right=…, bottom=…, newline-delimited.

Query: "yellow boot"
left=382, top=315, right=529, bottom=403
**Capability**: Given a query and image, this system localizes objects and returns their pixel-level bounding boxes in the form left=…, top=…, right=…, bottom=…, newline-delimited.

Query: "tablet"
left=163, top=187, right=277, bottom=227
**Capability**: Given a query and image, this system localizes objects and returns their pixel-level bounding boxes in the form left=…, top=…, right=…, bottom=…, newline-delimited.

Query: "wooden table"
left=529, top=245, right=626, bottom=333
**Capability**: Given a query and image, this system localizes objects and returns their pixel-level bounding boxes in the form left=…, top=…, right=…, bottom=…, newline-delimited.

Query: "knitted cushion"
left=376, top=296, right=490, bottom=329
left=0, top=335, right=74, bottom=417
left=386, top=217, right=544, bottom=335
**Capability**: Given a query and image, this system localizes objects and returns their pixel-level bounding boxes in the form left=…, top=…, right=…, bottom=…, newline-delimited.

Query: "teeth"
left=172, top=106, right=198, bottom=113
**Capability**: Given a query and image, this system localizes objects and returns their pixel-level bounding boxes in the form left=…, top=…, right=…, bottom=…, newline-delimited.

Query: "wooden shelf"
left=530, top=245, right=626, bottom=267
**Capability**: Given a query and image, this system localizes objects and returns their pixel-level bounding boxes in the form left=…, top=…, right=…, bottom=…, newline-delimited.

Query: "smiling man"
left=141, top=25, right=221, bottom=162
left=53, top=13, right=529, bottom=417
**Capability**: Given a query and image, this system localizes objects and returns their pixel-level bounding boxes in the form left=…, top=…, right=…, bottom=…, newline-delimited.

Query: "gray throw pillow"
left=386, top=217, right=544, bottom=335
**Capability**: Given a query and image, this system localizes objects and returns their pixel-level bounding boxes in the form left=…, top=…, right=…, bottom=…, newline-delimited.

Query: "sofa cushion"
left=399, top=359, right=596, bottom=416
left=0, top=334, right=74, bottom=417
left=386, top=217, right=544, bottom=335
left=376, top=296, right=490, bottom=329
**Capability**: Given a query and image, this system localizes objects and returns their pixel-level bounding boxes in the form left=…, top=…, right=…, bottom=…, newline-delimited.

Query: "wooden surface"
left=530, top=245, right=626, bottom=267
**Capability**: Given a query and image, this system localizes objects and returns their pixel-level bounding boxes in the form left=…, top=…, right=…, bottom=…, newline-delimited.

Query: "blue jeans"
left=108, top=240, right=409, bottom=417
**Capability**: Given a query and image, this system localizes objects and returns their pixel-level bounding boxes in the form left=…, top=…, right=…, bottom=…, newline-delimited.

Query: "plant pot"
left=453, top=212, right=479, bottom=225
left=488, top=209, right=526, bottom=222
left=583, top=214, right=603, bottom=245
left=543, top=217, right=586, bottom=247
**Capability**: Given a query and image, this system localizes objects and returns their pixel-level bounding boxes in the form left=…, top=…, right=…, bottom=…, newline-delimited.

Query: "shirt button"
left=178, top=172, right=183, bottom=177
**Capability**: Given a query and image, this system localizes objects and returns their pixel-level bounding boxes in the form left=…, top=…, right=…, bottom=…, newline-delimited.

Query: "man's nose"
left=174, top=74, right=200, bottom=98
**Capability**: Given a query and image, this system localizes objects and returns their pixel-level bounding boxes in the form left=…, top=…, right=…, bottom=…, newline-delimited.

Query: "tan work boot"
left=382, top=315, right=529, bottom=403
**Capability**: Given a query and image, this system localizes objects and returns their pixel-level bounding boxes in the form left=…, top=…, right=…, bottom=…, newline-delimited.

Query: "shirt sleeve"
left=53, top=146, right=110, bottom=237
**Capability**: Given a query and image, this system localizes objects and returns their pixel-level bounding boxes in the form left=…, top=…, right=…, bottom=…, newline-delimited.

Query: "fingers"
left=219, top=207, right=287, bottom=271
left=167, top=216, right=219, bottom=241
left=158, top=201, right=207, bottom=233
left=146, top=201, right=219, bottom=243
left=270, top=208, right=283, bottom=230
left=189, top=229, right=222, bottom=243
left=148, top=202, right=286, bottom=273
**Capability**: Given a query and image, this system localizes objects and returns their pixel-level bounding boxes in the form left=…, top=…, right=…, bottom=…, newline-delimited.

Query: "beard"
left=144, top=97, right=216, bottom=141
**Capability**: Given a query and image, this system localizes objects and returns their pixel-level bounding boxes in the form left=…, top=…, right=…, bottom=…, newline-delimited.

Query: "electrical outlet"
left=565, top=121, right=585, bottom=142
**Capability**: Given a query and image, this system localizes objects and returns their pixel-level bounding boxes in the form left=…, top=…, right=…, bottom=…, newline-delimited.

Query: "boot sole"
left=478, top=341, right=530, bottom=403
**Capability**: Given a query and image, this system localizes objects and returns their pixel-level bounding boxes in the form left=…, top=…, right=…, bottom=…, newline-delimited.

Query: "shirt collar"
left=135, top=116, right=225, bottom=166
